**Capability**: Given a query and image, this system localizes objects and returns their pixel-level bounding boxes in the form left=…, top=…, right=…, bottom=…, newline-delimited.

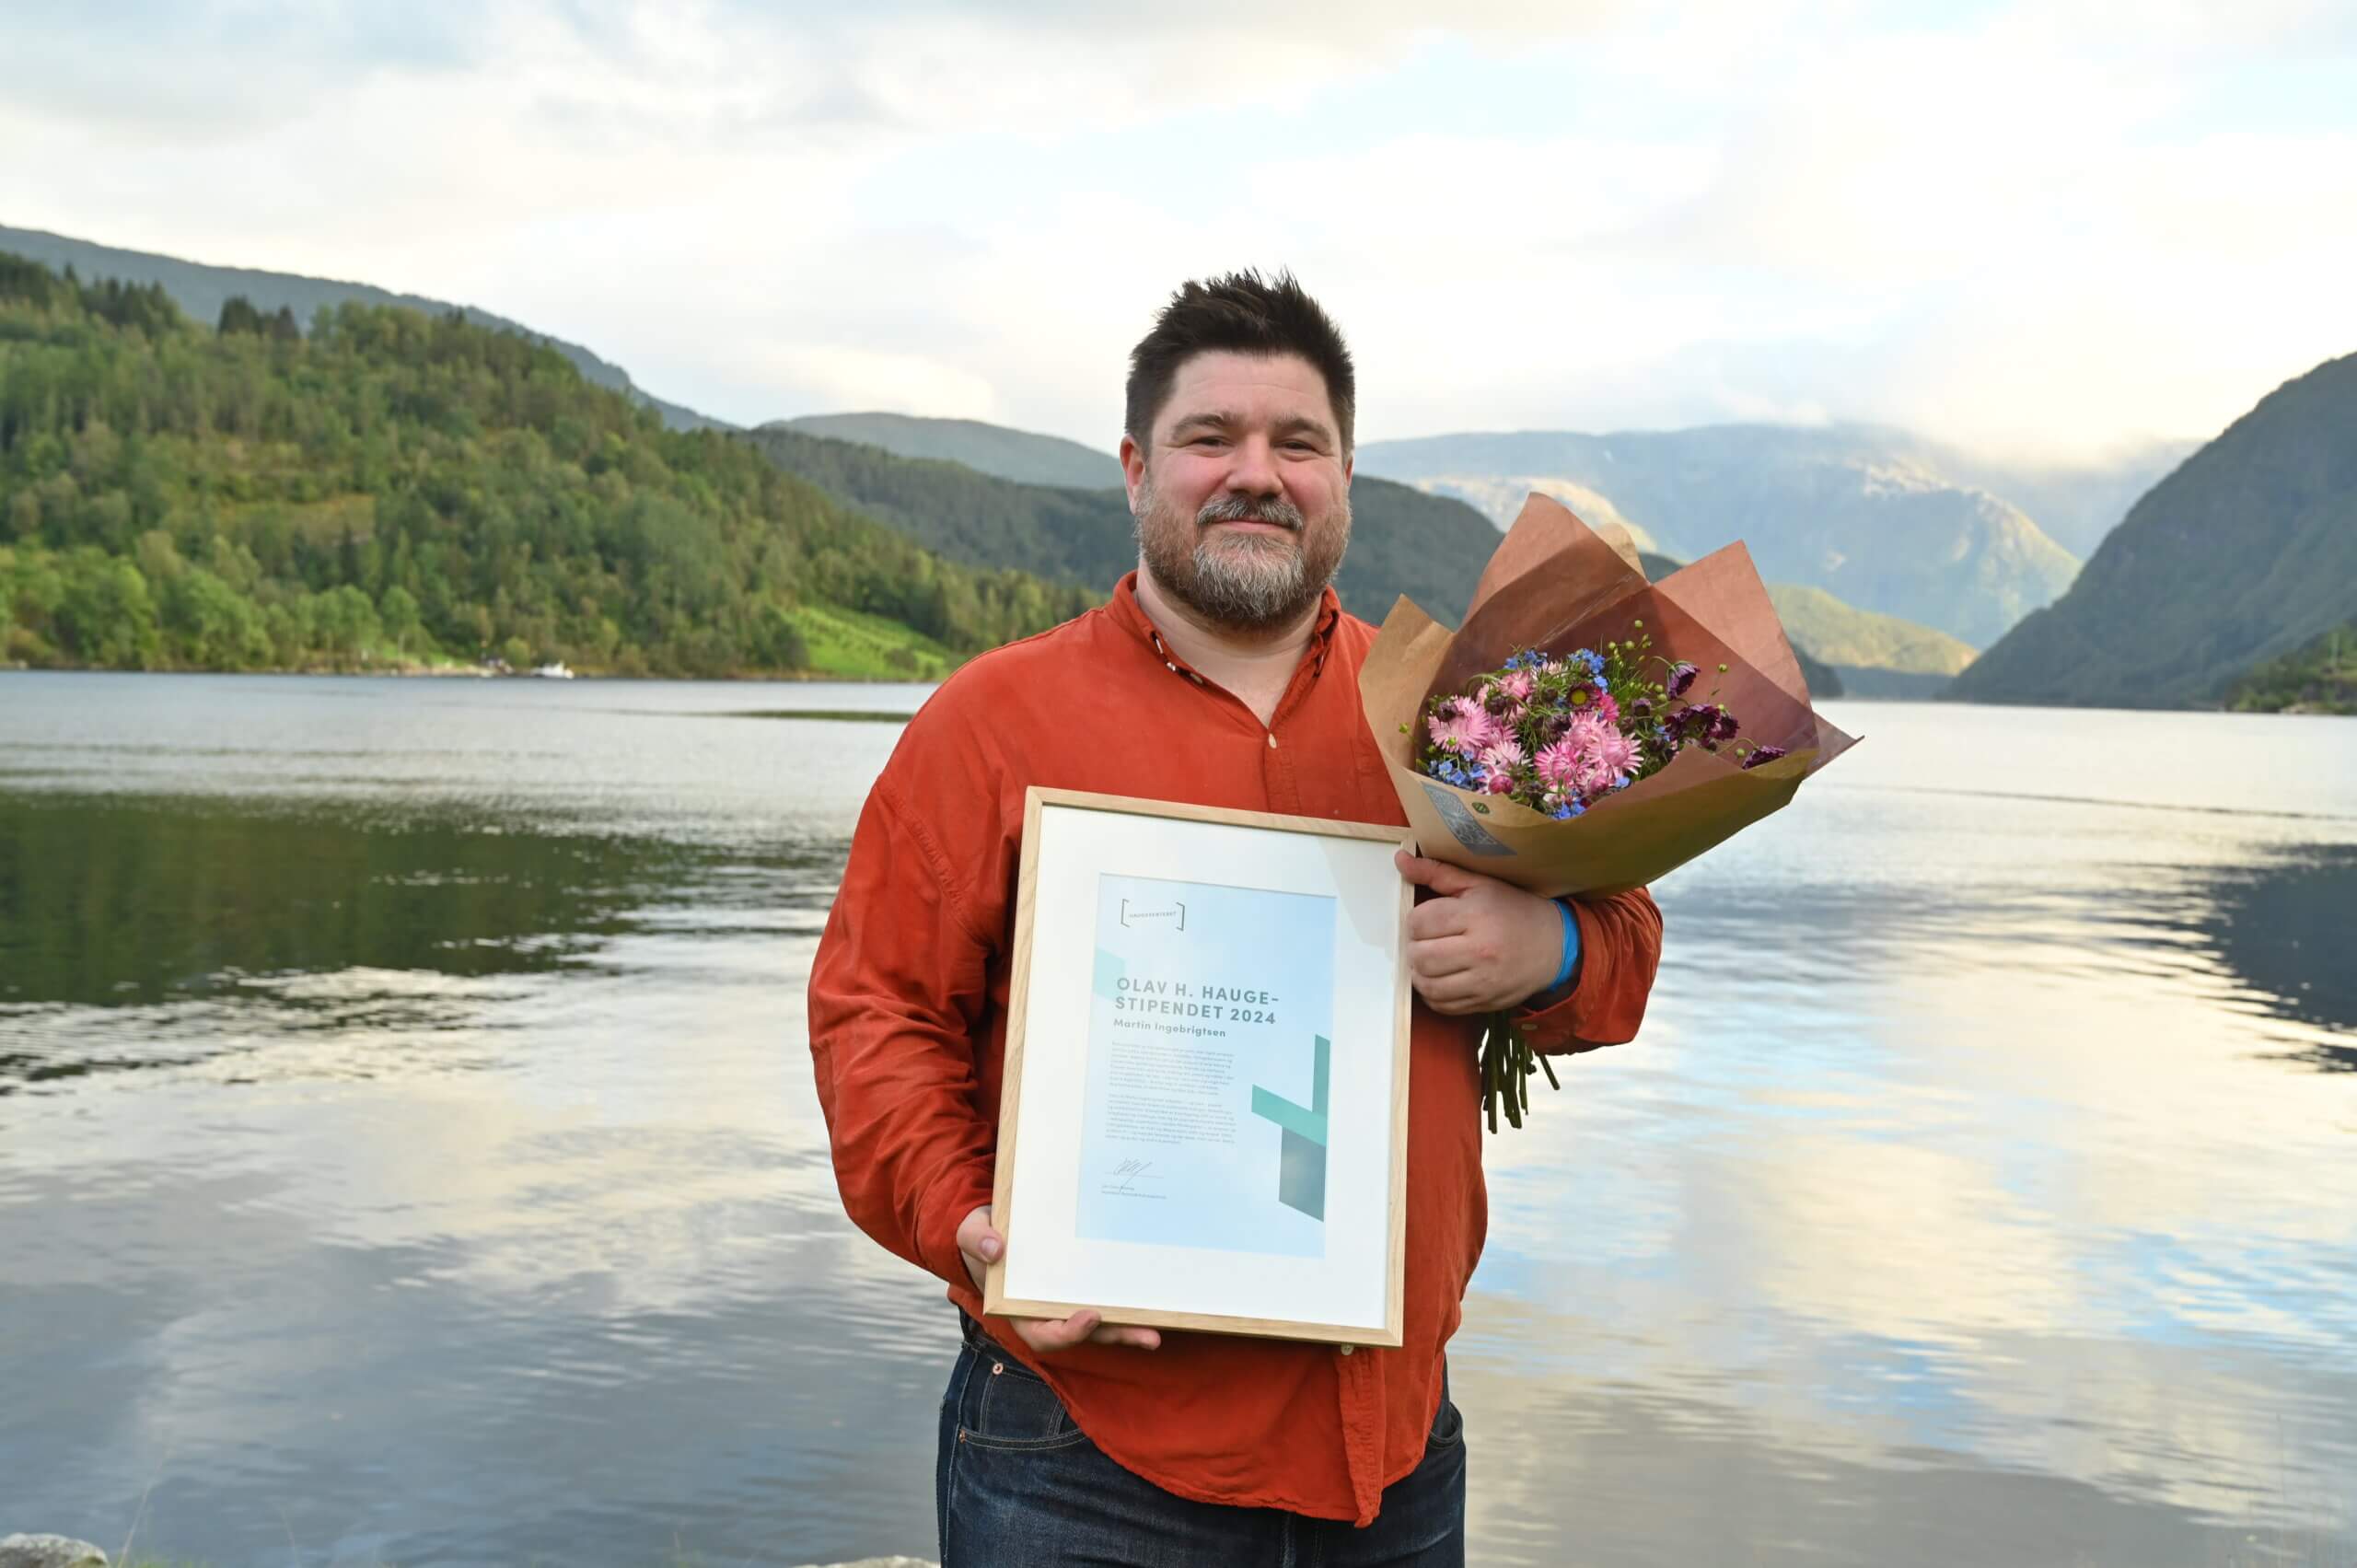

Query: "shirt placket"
left=1336, top=1340, right=1384, bottom=1524
left=1143, top=614, right=1336, bottom=807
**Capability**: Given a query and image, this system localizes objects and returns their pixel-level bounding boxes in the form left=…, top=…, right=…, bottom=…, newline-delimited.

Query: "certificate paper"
left=1078, top=873, right=1336, bottom=1259
left=987, top=789, right=1412, bottom=1346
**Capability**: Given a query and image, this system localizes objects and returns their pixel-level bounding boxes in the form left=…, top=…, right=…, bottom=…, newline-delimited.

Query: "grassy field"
left=784, top=600, right=962, bottom=680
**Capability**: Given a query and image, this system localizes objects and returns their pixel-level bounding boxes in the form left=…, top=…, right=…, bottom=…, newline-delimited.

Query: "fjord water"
left=3, top=671, right=2351, bottom=1568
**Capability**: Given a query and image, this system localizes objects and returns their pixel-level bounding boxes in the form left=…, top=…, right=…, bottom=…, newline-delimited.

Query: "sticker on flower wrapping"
left=1420, top=783, right=1514, bottom=855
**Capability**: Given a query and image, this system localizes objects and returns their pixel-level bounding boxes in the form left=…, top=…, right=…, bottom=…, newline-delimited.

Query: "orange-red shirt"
left=808, top=573, right=1663, bottom=1526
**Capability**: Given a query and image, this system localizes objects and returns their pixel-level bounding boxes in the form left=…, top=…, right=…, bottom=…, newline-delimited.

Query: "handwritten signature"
left=1109, top=1158, right=1159, bottom=1192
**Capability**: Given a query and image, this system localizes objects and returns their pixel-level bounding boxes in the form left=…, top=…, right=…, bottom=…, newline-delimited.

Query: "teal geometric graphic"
left=1092, top=947, right=1126, bottom=1001
left=1249, top=1035, right=1330, bottom=1221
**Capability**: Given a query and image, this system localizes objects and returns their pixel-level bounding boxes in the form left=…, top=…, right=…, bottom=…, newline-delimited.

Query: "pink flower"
left=1537, top=713, right=1637, bottom=800
left=1581, top=714, right=1641, bottom=782
left=1426, top=700, right=1502, bottom=756
left=1535, top=735, right=1604, bottom=796
left=1482, top=770, right=1516, bottom=795
left=1478, top=735, right=1526, bottom=773
left=1567, top=712, right=1640, bottom=782
left=1593, top=691, right=1621, bottom=726
left=1495, top=669, right=1536, bottom=703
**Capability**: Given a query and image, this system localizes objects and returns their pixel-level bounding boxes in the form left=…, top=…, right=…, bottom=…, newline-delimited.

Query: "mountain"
left=0, top=224, right=727, bottom=435
left=1765, top=584, right=1976, bottom=698
left=1357, top=423, right=2089, bottom=648
left=775, top=412, right=1120, bottom=488
left=1948, top=353, right=2357, bottom=710
left=0, top=250, right=1087, bottom=679
left=743, top=426, right=1509, bottom=626
left=1931, top=439, right=2198, bottom=560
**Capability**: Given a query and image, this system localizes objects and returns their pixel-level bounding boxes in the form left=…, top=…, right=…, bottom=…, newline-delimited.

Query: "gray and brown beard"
left=1132, top=470, right=1351, bottom=633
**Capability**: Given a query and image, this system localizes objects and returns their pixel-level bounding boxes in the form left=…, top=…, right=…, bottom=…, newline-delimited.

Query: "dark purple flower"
left=1711, top=709, right=1739, bottom=742
left=1670, top=703, right=1715, bottom=738
left=1742, top=745, right=1788, bottom=770
left=1667, top=661, right=1700, bottom=698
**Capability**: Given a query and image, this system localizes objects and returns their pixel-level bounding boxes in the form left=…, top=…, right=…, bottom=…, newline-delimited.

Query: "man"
left=808, top=272, right=1662, bottom=1566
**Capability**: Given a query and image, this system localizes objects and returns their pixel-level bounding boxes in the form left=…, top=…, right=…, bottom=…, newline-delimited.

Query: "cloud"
left=1, top=1, right=2351, bottom=459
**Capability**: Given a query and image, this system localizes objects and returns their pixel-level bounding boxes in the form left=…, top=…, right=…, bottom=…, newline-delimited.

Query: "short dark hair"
left=1124, top=270, right=1355, bottom=458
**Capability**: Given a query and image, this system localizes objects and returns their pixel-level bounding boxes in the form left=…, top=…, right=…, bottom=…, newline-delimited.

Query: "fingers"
left=1407, top=935, right=1479, bottom=981
left=1016, top=1312, right=1101, bottom=1352
left=955, top=1205, right=1003, bottom=1293
left=1406, top=899, right=1470, bottom=943
left=1091, top=1324, right=1163, bottom=1350
left=1012, top=1311, right=1162, bottom=1353
left=1408, top=954, right=1501, bottom=1012
left=1409, top=974, right=1490, bottom=1015
left=1394, top=849, right=1484, bottom=897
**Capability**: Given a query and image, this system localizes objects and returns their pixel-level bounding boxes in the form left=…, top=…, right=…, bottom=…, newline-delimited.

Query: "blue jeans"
left=936, top=1313, right=1466, bottom=1567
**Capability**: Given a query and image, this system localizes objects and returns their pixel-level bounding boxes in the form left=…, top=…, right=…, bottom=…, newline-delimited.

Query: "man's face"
left=1120, top=350, right=1353, bottom=633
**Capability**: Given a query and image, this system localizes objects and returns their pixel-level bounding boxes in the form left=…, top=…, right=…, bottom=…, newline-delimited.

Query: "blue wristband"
left=1550, top=899, right=1581, bottom=991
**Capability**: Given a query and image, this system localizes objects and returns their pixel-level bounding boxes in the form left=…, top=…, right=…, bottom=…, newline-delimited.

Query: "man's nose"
left=1225, top=434, right=1283, bottom=497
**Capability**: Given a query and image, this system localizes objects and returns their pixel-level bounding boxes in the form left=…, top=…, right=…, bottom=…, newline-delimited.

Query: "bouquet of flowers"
left=1359, top=494, right=1859, bottom=1130
left=1416, top=633, right=1785, bottom=820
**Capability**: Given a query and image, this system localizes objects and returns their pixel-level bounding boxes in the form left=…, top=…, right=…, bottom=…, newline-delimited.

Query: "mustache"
left=1196, top=494, right=1305, bottom=532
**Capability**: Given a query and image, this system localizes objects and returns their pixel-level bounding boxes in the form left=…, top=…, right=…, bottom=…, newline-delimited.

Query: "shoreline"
left=0, top=662, right=940, bottom=686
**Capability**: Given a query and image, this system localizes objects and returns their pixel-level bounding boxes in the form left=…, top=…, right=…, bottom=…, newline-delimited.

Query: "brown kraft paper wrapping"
left=1358, top=493, right=1861, bottom=898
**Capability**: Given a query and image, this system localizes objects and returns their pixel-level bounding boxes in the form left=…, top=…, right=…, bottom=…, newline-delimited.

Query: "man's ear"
left=1118, top=432, right=1147, bottom=513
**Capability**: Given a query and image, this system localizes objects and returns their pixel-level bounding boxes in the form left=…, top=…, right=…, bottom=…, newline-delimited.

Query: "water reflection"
left=3, top=681, right=2354, bottom=1566
left=0, top=791, right=844, bottom=1095
left=2190, top=843, right=2357, bottom=1063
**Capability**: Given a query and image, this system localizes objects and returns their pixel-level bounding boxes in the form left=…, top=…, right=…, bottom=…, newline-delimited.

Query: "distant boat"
left=531, top=662, right=575, bottom=680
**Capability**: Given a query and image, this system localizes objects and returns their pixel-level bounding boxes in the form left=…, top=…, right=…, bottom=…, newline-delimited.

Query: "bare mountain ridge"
left=776, top=412, right=1118, bottom=489
left=1353, top=424, right=2115, bottom=649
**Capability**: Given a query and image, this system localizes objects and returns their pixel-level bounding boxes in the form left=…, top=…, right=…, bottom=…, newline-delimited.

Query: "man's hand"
left=956, top=1206, right=1162, bottom=1353
left=1396, top=849, right=1565, bottom=1015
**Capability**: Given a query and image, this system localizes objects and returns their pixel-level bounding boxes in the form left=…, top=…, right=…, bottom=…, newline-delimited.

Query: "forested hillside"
left=0, top=223, right=725, bottom=433
left=0, top=252, right=1091, bottom=678
left=775, top=412, right=1119, bottom=488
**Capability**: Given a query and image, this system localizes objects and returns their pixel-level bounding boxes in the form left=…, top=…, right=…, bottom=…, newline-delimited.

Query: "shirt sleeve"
left=807, top=771, right=1000, bottom=1295
left=1513, top=886, right=1663, bottom=1056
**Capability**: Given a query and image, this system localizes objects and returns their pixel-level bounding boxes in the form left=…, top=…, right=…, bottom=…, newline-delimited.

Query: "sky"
left=4, top=0, right=2354, bottom=463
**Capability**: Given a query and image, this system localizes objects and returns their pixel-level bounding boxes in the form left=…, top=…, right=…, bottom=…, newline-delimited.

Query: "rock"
left=0, top=1538, right=108, bottom=1568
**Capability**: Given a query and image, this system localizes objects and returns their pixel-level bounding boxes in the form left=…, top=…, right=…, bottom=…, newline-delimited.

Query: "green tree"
left=379, top=584, right=424, bottom=656
left=53, top=551, right=160, bottom=668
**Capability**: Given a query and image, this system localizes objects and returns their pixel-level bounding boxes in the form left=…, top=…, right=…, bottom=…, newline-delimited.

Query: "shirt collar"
left=1107, top=571, right=1343, bottom=683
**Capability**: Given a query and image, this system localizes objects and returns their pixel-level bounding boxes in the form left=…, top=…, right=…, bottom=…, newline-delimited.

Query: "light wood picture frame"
left=983, top=786, right=1414, bottom=1346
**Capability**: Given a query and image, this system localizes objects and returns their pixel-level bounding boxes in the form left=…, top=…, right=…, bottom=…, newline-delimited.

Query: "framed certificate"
left=983, top=786, right=1413, bottom=1346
